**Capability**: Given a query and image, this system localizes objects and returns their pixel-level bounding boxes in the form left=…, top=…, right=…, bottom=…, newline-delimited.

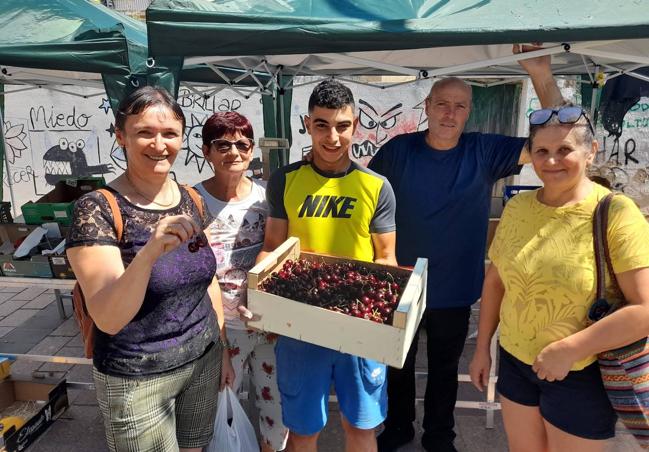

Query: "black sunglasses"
left=210, top=138, right=254, bottom=154
left=529, top=106, right=595, bottom=135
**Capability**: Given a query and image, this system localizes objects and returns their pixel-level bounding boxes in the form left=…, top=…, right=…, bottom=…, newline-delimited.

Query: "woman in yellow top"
left=469, top=105, right=649, bottom=451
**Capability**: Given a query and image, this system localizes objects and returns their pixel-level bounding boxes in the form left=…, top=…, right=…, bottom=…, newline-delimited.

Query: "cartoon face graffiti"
left=355, top=99, right=402, bottom=153
left=43, top=138, right=115, bottom=185
left=184, top=114, right=209, bottom=173
left=351, top=98, right=426, bottom=166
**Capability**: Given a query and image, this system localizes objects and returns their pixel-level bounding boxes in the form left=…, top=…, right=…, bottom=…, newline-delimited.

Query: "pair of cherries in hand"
left=187, top=234, right=208, bottom=253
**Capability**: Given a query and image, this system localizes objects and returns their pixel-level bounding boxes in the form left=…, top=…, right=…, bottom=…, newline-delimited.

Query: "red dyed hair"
left=201, top=111, right=254, bottom=146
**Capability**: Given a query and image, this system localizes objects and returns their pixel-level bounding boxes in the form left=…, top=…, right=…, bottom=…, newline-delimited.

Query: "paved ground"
left=0, top=284, right=641, bottom=451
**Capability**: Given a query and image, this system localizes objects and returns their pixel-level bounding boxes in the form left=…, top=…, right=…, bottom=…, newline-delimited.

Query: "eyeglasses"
left=529, top=106, right=595, bottom=135
left=210, top=138, right=254, bottom=154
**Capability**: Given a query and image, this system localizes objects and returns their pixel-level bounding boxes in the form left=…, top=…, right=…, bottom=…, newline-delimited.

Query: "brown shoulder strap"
left=181, top=184, right=205, bottom=219
left=598, top=194, right=618, bottom=288
left=592, top=194, right=611, bottom=301
left=590, top=193, right=619, bottom=322
left=96, top=188, right=123, bottom=242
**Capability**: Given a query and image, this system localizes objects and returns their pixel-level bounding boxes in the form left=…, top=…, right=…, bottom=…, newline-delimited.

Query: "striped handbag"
left=590, top=193, right=649, bottom=447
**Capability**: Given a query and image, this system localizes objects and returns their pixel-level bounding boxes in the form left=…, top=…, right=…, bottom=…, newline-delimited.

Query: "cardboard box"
left=0, top=378, right=68, bottom=452
left=47, top=226, right=73, bottom=279
left=21, top=178, right=104, bottom=226
left=0, top=225, right=53, bottom=278
left=247, top=237, right=427, bottom=368
left=486, top=218, right=500, bottom=252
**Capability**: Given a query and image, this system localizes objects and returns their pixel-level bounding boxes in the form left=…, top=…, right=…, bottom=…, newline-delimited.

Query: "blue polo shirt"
left=368, top=131, right=525, bottom=309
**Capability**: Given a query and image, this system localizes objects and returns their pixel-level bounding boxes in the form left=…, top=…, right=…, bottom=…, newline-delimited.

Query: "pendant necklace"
left=125, top=173, right=175, bottom=207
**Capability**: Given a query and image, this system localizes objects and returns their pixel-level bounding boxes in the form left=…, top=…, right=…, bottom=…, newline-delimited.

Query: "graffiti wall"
left=592, top=100, right=649, bottom=212
left=4, top=79, right=649, bottom=215
left=2, top=85, right=264, bottom=215
left=518, top=80, right=649, bottom=213
left=175, top=86, right=265, bottom=180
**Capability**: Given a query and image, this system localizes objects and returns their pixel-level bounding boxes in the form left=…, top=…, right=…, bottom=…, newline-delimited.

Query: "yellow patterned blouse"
left=489, top=183, right=649, bottom=370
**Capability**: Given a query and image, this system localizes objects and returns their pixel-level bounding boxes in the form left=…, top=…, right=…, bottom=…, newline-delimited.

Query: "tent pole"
left=0, top=106, right=18, bottom=217
left=512, top=79, right=534, bottom=187
left=570, top=48, right=649, bottom=66
left=278, top=68, right=285, bottom=141
left=321, top=53, right=421, bottom=76
left=625, top=72, right=649, bottom=84
left=590, top=66, right=599, bottom=119
left=590, top=85, right=598, bottom=120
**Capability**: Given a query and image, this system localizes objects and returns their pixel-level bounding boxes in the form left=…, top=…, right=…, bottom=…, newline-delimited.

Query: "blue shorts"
left=275, top=336, right=387, bottom=435
left=497, top=347, right=616, bottom=440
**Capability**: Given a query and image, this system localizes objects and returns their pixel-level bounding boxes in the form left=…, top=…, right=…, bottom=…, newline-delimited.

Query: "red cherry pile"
left=260, top=258, right=408, bottom=324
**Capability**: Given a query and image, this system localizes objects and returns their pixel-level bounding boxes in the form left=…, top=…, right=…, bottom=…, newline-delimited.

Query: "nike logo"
left=298, top=195, right=357, bottom=218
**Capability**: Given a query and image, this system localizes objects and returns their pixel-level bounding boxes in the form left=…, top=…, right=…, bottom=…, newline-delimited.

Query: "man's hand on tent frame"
left=514, top=43, right=551, bottom=76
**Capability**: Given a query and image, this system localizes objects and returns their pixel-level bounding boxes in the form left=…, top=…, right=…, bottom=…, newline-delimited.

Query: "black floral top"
left=67, top=185, right=218, bottom=377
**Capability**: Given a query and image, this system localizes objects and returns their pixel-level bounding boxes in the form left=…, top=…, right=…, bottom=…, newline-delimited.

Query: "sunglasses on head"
left=529, top=106, right=595, bottom=135
left=210, top=138, right=254, bottom=154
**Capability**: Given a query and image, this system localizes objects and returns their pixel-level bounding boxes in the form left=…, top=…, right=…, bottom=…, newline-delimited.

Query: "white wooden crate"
left=247, top=237, right=427, bottom=368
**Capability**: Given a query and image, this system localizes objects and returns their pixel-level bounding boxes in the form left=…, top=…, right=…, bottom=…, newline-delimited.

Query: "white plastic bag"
left=207, top=387, right=259, bottom=452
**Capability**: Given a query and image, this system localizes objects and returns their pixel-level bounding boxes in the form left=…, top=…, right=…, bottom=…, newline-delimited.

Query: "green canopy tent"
left=0, top=0, right=274, bottom=206
left=0, top=0, right=169, bottom=112
left=0, top=0, right=273, bottom=109
left=146, top=0, right=649, bottom=146
left=146, top=0, right=649, bottom=75
left=0, top=0, right=150, bottom=208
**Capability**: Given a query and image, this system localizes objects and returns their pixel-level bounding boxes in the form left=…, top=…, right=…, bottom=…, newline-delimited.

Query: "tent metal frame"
left=183, top=40, right=648, bottom=92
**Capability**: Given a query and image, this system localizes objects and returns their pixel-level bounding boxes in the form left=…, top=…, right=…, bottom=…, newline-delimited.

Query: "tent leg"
left=589, top=67, right=599, bottom=121
left=0, top=107, right=18, bottom=217
left=277, top=69, right=289, bottom=166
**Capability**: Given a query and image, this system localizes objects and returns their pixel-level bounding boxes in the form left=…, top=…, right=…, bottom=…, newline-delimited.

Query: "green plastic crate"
left=21, top=178, right=105, bottom=226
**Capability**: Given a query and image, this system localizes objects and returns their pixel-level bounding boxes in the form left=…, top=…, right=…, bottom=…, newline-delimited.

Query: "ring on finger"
left=164, top=225, right=176, bottom=235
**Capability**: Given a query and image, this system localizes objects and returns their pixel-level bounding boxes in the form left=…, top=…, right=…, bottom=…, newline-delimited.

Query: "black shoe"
left=377, top=425, right=415, bottom=452
left=421, top=436, right=458, bottom=452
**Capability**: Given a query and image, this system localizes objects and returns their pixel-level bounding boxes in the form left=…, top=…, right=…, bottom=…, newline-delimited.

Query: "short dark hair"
left=202, top=111, right=254, bottom=146
left=528, top=103, right=595, bottom=149
left=115, top=86, right=185, bottom=131
left=308, top=79, right=355, bottom=113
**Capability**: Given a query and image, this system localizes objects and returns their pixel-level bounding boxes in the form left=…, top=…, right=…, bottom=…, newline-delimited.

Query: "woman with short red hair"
left=195, top=111, right=288, bottom=452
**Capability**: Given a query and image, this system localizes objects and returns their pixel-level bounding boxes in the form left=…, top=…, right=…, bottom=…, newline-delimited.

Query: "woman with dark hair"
left=470, top=105, right=649, bottom=451
left=66, top=86, right=232, bottom=452
left=195, top=111, right=288, bottom=452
